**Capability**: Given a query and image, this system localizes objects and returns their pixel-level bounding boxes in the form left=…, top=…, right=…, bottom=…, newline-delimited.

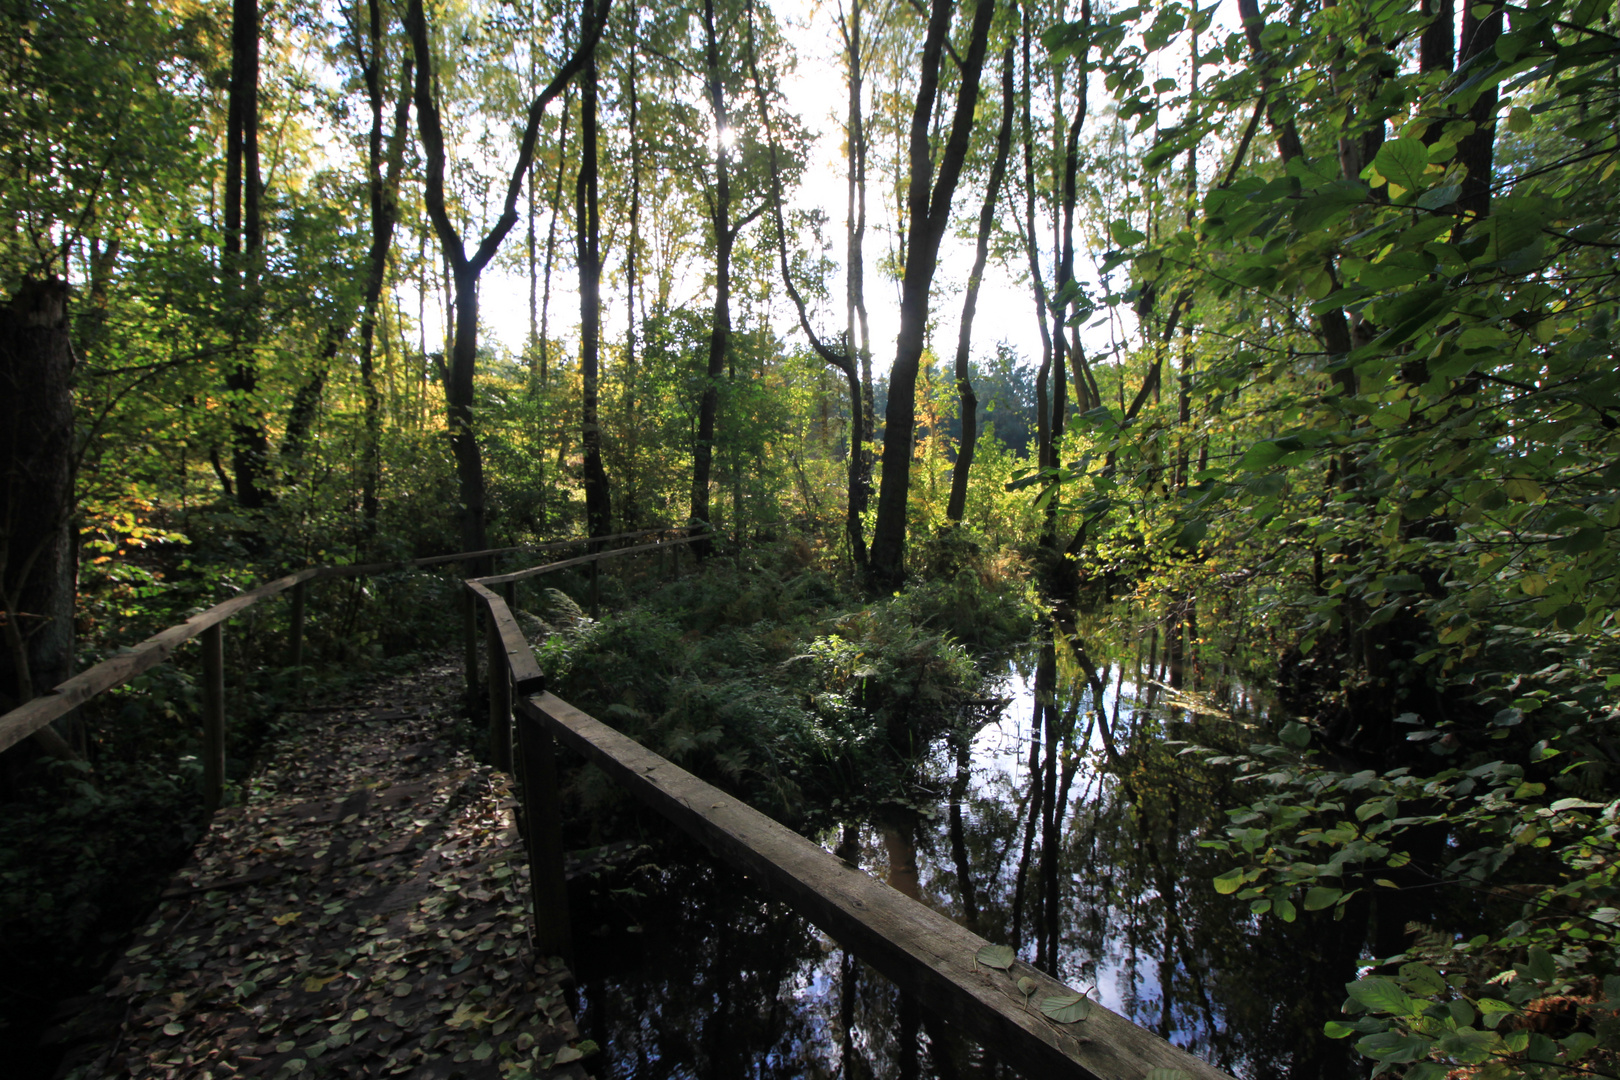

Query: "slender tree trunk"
left=356, top=8, right=413, bottom=536
left=623, top=0, right=642, bottom=528
left=691, top=0, right=734, bottom=556
left=578, top=29, right=612, bottom=538
left=225, top=0, right=271, bottom=510
left=867, top=0, right=996, bottom=587
left=945, top=43, right=1015, bottom=524
left=842, top=0, right=873, bottom=565
left=538, top=91, right=570, bottom=391
left=1021, top=3, right=1054, bottom=476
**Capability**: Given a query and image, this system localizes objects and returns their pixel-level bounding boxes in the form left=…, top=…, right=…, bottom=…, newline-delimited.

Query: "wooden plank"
left=485, top=613, right=513, bottom=773
left=287, top=579, right=308, bottom=668
left=473, top=534, right=701, bottom=587
left=461, top=586, right=479, bottom=707
left=519, top=692, right=1235, bottom=1080
left=514, top=712, right=571, bottom=959
left=0, top=567, right=323, bottom=756
left=201, top=623, right=226, bottom=813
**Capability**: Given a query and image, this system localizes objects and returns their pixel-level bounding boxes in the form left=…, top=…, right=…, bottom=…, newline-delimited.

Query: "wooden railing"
left=0, top=529, right=685, bottom=809
left=467, top=545, right=1234, bottom=1080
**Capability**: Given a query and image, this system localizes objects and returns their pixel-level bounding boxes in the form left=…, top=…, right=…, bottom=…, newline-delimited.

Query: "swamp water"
left=563, top=627, right=1368, bottom=1079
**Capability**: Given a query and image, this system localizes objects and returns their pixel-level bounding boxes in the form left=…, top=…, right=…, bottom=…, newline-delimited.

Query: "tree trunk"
left=691, top=0, right=734, bottom=557
left=945, top=43, right=1016, bottom=524
left=842, top=0, right=873, bottom=565
left=867, top=0, right=996, bottom=588
left=622, top=0, right=642, bottom=528
left=0, top=280, right=76, bottom=724
left=225, top=0, right=272, bottom=510
left=356, top=6, right=414, bottom=536
left=578, top=29, right=612, bottom=538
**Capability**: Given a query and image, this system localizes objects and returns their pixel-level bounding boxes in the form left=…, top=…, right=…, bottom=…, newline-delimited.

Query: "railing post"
left=515, top=707, right=571, bottom=961
left=287, top=579, right=307, bottom=669
left=486, top=611, right=513, bottom=772
left=503, top=580, right=517, bottom=615
left=202, top=623, right=226, bottom=812
left=461, top=584, right=479, bottom=708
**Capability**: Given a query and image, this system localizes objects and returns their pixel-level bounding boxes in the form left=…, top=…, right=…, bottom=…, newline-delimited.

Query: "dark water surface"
left=566, top=627, right=1366, bottom=1079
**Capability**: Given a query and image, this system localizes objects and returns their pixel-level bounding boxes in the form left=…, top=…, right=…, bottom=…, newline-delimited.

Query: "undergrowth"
left=530, top=543, right=1040, bottom=832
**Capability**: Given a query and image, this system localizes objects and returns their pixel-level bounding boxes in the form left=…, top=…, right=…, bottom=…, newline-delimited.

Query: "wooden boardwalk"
left=51, top=658, right=591, bottom=1080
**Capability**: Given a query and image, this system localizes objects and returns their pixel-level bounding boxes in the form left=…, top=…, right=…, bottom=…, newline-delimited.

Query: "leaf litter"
left=57, top=657, right=592, bottom=1080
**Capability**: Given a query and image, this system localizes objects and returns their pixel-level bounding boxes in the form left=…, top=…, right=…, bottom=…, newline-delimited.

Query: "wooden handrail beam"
left=472, top=533, right=701, bottom=588
left=0, top=567, right=324, bottom=756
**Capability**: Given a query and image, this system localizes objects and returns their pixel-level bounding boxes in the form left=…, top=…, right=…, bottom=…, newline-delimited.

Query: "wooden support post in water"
left=486, top=612, right=513, bottom=772
left=201, top=623, right=226, bottom=812
left=461, top=585, right=479, bottom=708
left=515, top=707, right=571, bottom=961
left=287, top=579, right=307, bottom=669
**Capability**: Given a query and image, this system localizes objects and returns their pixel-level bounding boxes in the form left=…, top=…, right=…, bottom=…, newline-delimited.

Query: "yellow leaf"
left=302, top=974, right=340, bottom=992
left=272, top=912, right=302, bottom=926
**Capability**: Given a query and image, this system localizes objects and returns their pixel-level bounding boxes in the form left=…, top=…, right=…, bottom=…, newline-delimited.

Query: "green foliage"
left=535, top=545, right=1034, bottom=820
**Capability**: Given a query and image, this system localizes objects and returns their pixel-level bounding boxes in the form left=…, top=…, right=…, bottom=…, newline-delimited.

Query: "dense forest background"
left=2, top=0, right=1619, bottom=1073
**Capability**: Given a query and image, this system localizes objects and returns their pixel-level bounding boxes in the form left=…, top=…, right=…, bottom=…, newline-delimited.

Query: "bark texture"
left=0, top=280, right=76, bottom=715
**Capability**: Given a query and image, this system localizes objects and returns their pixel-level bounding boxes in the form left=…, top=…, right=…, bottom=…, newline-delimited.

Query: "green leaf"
left=163, top=1021, right=185, bottom=1036
left=1213, top=867, right=1245, bottom=894
left=1355, top=1030, right=1433, bottom=1062
left=1324, top=1020, right=1357, bottom=1038
left=976, top=944, right=1016, bottom=970
left=1109, top=218, right=1146, bottom=247
left=1303, top=885, right=1343, bottom=910
left=1040, top=993, right=1094, bottom=1023
left=1017, top=976, right=1037, bottom=997
left=1526, top=945, right=1556, bottom=982
left=1398, top=962, right=1446, bottom=996
left=1371, top=138, right=1431, bottom=195
left=450, top=954, right=472, bottom=974
left=1437, top=1028, right=1498, bottom=1064
left=1274, top=898, right=1297, bottom=922
left=1347, top=976, right=1417, bottom=1016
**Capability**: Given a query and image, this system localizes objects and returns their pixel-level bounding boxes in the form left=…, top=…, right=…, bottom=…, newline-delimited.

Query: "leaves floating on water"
left=1040, top=993, right=1092, bottom=1023
left=976, top=944, right=1016, bottom=970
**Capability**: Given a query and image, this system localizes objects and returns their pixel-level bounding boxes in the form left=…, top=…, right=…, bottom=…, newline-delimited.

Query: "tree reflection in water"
left=570, top=623, right=1367, bottom=1079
